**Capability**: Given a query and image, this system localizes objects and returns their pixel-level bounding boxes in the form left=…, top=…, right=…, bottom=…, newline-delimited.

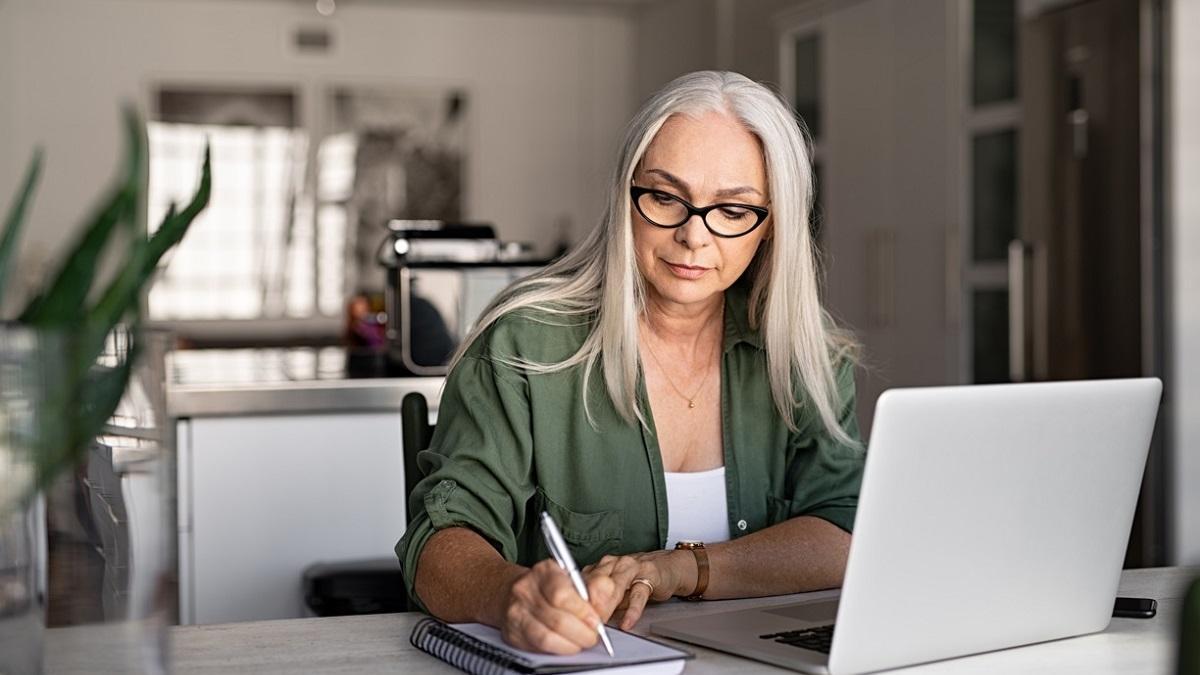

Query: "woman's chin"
left=645, top=276, right=723, bottom=307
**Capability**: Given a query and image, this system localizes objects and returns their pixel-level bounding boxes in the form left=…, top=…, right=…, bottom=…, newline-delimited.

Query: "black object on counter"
left=303, top=559, right=407, bottom=616
left=1113, top=596, right=1157, bottom=619
left=377, top=220, right=547, bottom=377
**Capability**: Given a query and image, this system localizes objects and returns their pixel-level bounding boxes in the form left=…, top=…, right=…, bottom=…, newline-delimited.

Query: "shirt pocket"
left=533, top=487, right=624, bottom=565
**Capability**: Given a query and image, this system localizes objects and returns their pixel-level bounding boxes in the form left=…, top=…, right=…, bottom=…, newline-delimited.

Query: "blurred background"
left=0, top=0, right=1196, bottom=628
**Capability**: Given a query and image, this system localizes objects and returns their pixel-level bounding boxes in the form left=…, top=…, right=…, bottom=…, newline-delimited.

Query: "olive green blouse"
left=394, top=283, right=865, bottom=608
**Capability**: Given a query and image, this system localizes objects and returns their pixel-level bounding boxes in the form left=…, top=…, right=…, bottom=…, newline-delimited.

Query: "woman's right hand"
left=497, top=559, right=619, bottom=654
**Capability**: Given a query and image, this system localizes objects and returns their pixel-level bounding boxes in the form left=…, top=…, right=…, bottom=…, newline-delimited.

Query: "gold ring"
left=631, top=577, right=655, bottom=595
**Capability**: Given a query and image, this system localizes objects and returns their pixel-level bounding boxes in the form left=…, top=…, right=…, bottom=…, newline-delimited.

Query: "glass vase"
left=0, top=324, right=63, bottom=674
left=0, top=325, right=176, bottom=673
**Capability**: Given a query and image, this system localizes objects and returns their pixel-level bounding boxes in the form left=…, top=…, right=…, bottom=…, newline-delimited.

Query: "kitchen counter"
left=167, top=347, right=444, bottom=624
left=167, top=347, right=445, bottom=417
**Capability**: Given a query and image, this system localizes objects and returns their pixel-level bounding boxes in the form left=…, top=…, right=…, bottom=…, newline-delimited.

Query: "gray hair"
left=452, top=70, right=858, bottom=445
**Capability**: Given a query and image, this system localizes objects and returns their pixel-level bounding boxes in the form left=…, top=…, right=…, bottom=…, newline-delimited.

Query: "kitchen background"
left=0, top=0, right=1197, bottom=629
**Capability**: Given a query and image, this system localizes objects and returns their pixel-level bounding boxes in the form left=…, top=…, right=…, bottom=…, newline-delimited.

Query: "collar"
left=723, top=280, right=764, bottom=353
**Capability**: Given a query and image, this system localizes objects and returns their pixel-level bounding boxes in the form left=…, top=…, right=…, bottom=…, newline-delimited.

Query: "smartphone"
left=1113, top=596, right=1157, bottom=619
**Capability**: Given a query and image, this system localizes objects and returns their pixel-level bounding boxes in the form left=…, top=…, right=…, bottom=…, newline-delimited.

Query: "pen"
left=539, top=510, right=616, bottom=657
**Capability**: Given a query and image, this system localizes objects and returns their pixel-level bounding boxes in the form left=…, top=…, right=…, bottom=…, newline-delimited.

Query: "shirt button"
left=737, top=519, right=748, bottom=531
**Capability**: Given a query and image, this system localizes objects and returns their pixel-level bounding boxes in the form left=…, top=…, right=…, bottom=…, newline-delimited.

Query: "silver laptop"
left=652, top=378, right=1162, bottom=675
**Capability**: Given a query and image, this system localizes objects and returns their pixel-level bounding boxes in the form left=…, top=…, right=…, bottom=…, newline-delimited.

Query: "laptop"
left=652, top=378, right=1162, bottom=675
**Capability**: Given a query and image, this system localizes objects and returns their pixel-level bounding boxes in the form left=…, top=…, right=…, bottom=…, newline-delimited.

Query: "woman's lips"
left=664, top=260, right=711, bottom=280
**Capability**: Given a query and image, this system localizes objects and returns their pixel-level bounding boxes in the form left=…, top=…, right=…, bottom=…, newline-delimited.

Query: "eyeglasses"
left=630, top=185, right=769, bottom=238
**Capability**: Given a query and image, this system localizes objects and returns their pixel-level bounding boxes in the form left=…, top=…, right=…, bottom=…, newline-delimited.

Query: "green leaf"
left=5, top=111, right=209, bottom=504
left=0, top=149, right=44, bottom=303
left=70, top=207, right=157, bottom=376
left=20, top=108, right=146, bottom=326
left=148, top=144, right=210, bottom=262
left=84, top=144, right=209, bottom=356
left=31, top=335, right=140, bottom=495
left=117, top=108, right=148, bottom=237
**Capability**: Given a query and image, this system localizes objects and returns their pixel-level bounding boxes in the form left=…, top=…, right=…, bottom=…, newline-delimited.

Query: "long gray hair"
left=452, top=70, right=857, bottom=445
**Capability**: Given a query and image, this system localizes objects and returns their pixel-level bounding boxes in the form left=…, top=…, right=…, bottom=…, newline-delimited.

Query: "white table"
left=46, top=566, right=1197, bottom=674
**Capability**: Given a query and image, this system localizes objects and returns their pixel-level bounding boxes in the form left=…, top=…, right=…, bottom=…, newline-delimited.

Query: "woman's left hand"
left=583, top=550, right=696, bottom=630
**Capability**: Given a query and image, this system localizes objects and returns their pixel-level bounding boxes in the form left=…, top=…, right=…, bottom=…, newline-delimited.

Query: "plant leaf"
left=31, top=335, right=140, bottom=495
left=84, top=144, right=209, bottom=358
left=70, top=206, right=158, bottom=375
left=147, top=144, right=210, bottom=263
left=118, top=108, right=148, bottom=237
left=20, top=108, right=145, bottom=327
left=0, top=148, right=44, bottom=302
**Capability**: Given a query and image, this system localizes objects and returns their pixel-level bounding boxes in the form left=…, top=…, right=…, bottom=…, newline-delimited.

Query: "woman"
left=395, top=71, right=864, bottom=655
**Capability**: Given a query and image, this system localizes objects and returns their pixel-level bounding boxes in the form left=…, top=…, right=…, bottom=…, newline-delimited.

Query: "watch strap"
left=675, top=541, right=709, bottom=601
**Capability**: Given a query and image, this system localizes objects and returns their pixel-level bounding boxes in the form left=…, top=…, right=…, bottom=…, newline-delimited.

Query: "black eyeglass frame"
left=629, top=186, right=770, bottom=238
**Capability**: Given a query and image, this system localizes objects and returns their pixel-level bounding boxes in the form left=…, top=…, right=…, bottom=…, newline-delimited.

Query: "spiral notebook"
left=410, top=617, right=693, bottom=675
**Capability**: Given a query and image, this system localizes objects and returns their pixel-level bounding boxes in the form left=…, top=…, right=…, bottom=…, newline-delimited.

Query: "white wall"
left=1170, top=0, right=1200, bottom=565
left=0, top=0, right=635, bottom=287
left=730, top=0, right=809, bottom=84
left=0, top=0, right=19, bottom=292
left=633, top=0, right=717, bottom=102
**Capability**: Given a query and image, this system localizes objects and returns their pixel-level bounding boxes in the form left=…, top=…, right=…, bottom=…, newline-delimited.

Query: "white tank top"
left=663, top=466, right=732, bottom=548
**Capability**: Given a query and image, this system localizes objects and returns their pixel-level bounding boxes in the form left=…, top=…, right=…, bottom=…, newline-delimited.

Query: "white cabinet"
left=791, top=0, right=959, bottom=433
left=177, top=412, right=407, bottom=625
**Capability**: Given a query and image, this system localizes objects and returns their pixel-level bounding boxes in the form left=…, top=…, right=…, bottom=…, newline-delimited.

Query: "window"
left=146, top=85, right=466, bottom=338
left=148, top=121, right=317, bottom=319
left=963, top=0, right=1021, bottom=383
left=147, top=87, right=335, bottom=323
left=781, top=27, right=826, bottom=245
left=971, top=128, right=1018, bottom=262
left=973, top=0, right=1018, bottom=105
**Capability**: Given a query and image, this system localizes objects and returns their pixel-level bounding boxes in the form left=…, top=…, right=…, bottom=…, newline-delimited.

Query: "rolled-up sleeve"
left=395, top=354, right=535, bottom=608
left=781, top=359, right=866, bottom=533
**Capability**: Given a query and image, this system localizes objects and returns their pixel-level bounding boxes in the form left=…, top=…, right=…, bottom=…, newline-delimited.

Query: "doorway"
left=1018, top=0, right=1167, bottom=567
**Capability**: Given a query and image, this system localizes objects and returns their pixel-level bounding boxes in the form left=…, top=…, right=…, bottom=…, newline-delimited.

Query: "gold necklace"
left=641, top=330, right=719, bottom=409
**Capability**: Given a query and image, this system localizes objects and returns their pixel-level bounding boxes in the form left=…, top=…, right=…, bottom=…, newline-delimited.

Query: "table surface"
left=46, top=566, right=1197, bottom=674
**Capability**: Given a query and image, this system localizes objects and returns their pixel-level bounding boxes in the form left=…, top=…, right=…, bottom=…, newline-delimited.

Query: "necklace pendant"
left=688, top=400, right=696, bottom=409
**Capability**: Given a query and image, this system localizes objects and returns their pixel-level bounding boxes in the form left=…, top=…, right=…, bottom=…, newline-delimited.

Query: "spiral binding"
left=411, top=618, right=538, bottom=675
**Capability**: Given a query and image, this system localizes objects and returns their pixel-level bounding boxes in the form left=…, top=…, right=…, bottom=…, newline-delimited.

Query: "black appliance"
left=377, top=220, right=547, bottom=376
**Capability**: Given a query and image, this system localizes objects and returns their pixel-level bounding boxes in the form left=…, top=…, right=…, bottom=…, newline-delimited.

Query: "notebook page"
left=451, top=622, right=689, bottom=669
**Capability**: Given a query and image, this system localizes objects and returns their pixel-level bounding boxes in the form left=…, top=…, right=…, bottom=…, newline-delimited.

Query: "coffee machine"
left=377, top=220, right=546, bottom=376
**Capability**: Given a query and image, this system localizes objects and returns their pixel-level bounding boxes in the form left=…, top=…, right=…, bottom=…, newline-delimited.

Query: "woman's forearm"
left=681, top=516, right=852, bottom=600
left=416, top=517, right=849, bottom=620
left=414, top=527, right=527, bottom=624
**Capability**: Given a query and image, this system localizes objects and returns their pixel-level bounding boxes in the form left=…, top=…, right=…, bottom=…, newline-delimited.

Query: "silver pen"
left=539, top=510, right=616, bottom=657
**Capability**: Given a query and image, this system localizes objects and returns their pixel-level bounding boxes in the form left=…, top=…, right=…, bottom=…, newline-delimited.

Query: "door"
left=1019, top=0, right=1166, bottom=566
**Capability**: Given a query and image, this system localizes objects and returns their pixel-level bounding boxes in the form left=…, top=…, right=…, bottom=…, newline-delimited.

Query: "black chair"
left=1180, top=575, right=1200, bottom=675
left=401, top=392, right=435, bottom=500
left=303, top=392, right=433, bottom=616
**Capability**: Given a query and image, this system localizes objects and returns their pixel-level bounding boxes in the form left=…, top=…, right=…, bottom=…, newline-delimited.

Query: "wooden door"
left=1020, top=0, right=1166, bottom=567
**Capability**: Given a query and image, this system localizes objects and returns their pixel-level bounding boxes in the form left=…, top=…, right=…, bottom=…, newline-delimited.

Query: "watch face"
left=676, top=540, right=705, bottom=549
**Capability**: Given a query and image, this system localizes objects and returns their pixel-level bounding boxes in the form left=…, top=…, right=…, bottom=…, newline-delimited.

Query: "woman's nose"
left=673, top=214, right=712, bottom=249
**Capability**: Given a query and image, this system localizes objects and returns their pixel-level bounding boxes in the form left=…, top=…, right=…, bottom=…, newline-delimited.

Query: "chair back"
left=1181, top=575, right=1200, bottom=675
left=401, top=392, right=434, bottom=501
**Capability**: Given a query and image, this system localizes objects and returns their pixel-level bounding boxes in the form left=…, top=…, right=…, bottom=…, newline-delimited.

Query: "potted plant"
left=0, top=108, right=210, bottom=673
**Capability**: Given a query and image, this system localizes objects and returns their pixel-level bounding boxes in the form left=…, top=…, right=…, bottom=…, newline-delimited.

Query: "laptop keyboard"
left=759, top=624, right=835, bottom=654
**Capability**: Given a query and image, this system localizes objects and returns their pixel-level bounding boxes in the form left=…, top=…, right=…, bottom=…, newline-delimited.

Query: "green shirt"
left=395, top=284, right=865, bottom=606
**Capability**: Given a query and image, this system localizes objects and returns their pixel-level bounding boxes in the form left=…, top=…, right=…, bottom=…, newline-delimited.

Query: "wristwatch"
left=674, top=540, right=709, bottom=601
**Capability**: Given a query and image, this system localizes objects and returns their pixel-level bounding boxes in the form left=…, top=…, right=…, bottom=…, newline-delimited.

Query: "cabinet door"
left=814, top=0, right=957, bottom=433
left=182, top=413, right=403, bottom=624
